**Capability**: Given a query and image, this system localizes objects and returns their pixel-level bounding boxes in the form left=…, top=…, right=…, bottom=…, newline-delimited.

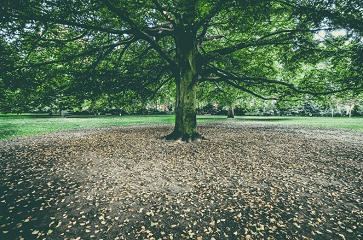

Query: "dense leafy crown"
left=0, top=0, right=362, bottom=111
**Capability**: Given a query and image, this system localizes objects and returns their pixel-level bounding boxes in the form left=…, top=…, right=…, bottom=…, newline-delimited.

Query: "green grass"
left=234, top=116, right=363, bottom=131
left=0, top=114, right=174, bottom=140
left=0, top=114, right=362, bottom=140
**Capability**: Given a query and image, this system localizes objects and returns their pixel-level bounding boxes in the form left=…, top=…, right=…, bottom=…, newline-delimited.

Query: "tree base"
left=164, top=131, right=207, bottom=142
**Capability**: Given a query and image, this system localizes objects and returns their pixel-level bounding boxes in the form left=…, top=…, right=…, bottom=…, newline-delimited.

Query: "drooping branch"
left=205, top=65, right=358, bottom=98
left=205, top=35, right=226, bottom=41
left=39, top=30, right=90, bottom=44
left=91, top=0, right=179, bottom=69
left=137, top=33, right=178, bottom=69
left=12, top=12, right=132, bottom=35
left=224, top=79, right=278, bottom=100
left=124, top=43, right=175, bottom=69
left=203, top=28, right=337, bottom=59
left=117, top=42, right=132, bottom=61
left=199, top=35, right=225, bottom=43
left=212, top=81, right=234, bottom=97
left=17, top=38, right=136, bottom=68
left=234, top=76, right=357, bottom=96
left=24, top=25, right=49, bottom=63
left=281, top=0, right=363, bottom=34
left=147, top=76, right=173, bottom=101
left=258, top=28, right=334, bottom=41
left=202, top=76, right=278, bottom=100
left=99, top=0, right=139, bottom=29
left=87, top=45, right=116, bottom=71
left=206, top=39, right=293, bottom=58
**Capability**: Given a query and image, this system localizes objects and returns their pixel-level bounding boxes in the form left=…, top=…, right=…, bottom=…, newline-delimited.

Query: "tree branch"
left=148, top=76, right=173, bottom=101
left=99, top=0, right=138, bottom=29
left=200, top=35, right=225, bottom=41
left=18, top=38, right=136, bottom=68
left=87, top=45, right=115, bottom=71
left=197, top=21, right=210, bottom=41
left=194, top=0, right=229, bottom=32
left=12, top=13, right=132, bottom=35
left=100, top=0, right=177, bottom=69
left=24, top=25, right=49, bottom=63
left=206, top=39, right=293, bottom=57
left=224, top=79, right=278, bottom=100
left=206, top=65, right=358, bottom=97
left=199, top=76, right=277, bottom=100
left=234, top=76, right=357, bottom=96
left=151, top=0, right=178, bottom=29
left=258, top=28, right=334, bottom=41
left=39, top=30, right=90, bottom=44
left=117, top=42, right=133, bottom=61
left=143, top=26, right=174, bottom=38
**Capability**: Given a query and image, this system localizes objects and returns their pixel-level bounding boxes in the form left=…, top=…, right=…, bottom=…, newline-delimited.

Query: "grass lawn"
left=0, top=114, right=362, bottom=140
left=234, top=116, right=363, bottom=131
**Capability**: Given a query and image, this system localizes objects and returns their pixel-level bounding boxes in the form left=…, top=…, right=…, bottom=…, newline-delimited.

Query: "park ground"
left=0, top=116, right=362, bottom=239
left=1, top=114, right=363, bottom=140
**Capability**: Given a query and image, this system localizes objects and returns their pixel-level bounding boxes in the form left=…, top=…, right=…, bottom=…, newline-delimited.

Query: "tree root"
left=164, top=131, right=207, bottom=142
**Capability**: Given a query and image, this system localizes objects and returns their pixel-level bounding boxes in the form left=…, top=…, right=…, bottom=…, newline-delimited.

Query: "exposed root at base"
left=164, top=131, right=207, bottom=142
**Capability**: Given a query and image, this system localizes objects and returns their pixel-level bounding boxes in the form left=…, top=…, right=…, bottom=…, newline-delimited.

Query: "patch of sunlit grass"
left=1, top=114, right=362, bottom=140
left=235, top=116, right=363, bottom=131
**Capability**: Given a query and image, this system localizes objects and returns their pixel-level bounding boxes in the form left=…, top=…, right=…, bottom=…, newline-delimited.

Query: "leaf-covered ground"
left=0, top=122, right=362, bottom=240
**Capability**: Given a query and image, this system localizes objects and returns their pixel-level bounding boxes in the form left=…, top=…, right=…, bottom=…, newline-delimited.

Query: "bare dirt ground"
left=0, top=122, right=362, bottom=240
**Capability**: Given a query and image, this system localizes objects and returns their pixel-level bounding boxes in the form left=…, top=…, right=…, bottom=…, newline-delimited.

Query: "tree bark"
left=166, top=30, right=203, bottom=141
left=348, top=103, right=354, bottom=118
left=227, top=106, right=235, bottom=118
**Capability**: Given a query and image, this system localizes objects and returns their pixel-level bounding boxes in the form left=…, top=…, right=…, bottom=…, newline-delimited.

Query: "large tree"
left=1, top=0, right=362, bottom=141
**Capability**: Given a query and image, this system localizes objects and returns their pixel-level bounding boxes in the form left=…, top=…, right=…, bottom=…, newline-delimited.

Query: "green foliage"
left=351, top=105, right=363, bottom=117
left=0, top=0, right=362, bottom=121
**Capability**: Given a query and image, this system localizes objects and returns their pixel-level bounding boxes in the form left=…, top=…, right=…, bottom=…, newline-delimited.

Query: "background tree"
left=1, top=0, right=362, bottom=141
left=198, top=81, right=249, bottom=118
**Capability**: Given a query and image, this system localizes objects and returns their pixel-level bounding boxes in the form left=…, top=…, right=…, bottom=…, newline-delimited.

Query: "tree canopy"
left=1, top=0, right=362, bottom=140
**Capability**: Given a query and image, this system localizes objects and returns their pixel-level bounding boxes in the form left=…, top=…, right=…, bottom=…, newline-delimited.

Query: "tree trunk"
left=59, top=103, right=65, bottom=118
left=227, top=106, right=235, bottom=118
left=165, top=30, right=203, bottom=142
left=348, top=103, right=354, bottom=117
left=171, top=74, right=198, bottom=141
